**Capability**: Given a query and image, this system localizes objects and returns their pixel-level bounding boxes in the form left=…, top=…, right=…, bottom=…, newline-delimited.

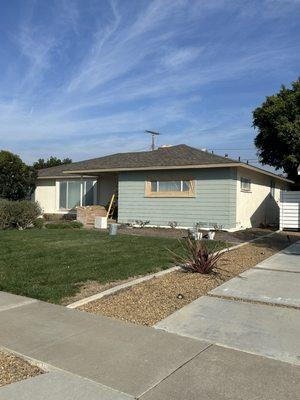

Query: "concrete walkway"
left=0, top=243, right=300, bottom=399
left=156, top=242, right=300, bottom=366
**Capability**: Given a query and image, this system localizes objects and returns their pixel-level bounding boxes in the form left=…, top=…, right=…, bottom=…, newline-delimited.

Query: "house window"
left=270, top=181, right=275, bottom=197
left=241, top=177, right=251, bottom=192
left=146, top=180, right=195, bottom=197
left=59, top=180, right=96, bottom=210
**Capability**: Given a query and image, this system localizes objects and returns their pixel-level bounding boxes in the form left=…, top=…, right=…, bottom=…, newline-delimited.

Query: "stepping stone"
left=155, top=296, right=300, bottom=365
left=210, top=268, right=300, bottom=307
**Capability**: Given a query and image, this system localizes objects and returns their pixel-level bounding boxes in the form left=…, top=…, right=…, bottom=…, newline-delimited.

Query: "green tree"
left=33, top=156, right=72, bottom=170
left=253, top=78, right=300, bottom=181
left=0, top=151, right=37, bottom=200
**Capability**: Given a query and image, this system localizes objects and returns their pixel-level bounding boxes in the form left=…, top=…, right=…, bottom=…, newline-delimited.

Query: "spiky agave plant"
left=169, top=233, right=225, bottom=274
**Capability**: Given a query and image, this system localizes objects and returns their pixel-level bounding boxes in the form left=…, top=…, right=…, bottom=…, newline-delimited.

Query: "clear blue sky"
left=0, top=0, right=299, bottom=168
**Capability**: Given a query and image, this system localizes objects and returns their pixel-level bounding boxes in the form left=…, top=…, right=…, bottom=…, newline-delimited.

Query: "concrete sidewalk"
left=156, top=242, right=300, bottom=366
left=0, top=292, right=299, bottom=399
left=0, top=295, right=209, bottom=398
left=0, top=369, right=134, bottom=400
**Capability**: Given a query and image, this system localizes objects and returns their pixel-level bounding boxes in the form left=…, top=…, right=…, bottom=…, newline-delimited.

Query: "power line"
left=209, top=148, right=256, bottom=151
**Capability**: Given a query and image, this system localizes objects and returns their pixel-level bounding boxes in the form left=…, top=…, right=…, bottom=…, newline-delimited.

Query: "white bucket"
left=208, top=231, right=215, bottom=240
left=95, top=217, right=107, bottom=229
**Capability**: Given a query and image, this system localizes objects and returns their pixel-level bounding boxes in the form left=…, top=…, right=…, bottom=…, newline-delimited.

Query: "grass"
left=0, top=229, right=228, bottom=304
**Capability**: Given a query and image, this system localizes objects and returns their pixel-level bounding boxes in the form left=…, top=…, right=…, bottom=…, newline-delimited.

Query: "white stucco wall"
left=34, top=179, right=57, bottom=214
left=35, top=175, right=116, bottom=214
left=236, top=168, right=288, bottom=229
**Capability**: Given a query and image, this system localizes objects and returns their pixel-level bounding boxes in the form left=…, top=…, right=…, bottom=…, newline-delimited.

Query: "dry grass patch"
left=0, top=351, right=43, bottom=387
left=80, top=232, right=300, bottom=326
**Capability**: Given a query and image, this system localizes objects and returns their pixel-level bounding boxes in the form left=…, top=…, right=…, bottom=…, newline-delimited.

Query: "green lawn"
left=0, top=229, right=227, bottom=304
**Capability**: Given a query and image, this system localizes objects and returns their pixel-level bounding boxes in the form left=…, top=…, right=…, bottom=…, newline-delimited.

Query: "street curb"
left=67, top=230, right=280, bottom=309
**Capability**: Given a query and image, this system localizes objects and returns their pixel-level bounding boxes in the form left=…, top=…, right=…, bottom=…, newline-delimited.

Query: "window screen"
left=241, top=177, right=251, bottom=192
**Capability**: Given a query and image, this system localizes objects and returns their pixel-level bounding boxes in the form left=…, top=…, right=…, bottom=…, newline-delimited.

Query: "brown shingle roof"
left=38, top=144, right=236, bottom=177
left=37, top=144, right=292, bottom=183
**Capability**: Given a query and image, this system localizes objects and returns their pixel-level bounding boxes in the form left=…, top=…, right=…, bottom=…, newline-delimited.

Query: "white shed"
left=280, top=191, right=300, bottom=230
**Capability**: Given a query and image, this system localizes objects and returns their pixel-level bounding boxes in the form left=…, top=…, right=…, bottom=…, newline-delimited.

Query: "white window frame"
left=152, top=180, right=189, bottom=192
left=145, top=179, right=195, bottom=198
left=241, top=177, right=251, bottom=192
left=56, top=179, right=97, bottom=211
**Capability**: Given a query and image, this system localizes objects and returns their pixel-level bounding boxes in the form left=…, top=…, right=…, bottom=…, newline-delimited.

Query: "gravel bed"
left=80, top=232, right=300, bottom=326
left=0, top=351, right=43, bottom=387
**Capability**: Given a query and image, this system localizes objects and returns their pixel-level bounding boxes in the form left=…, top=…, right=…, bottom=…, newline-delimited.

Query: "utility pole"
left=145, top=130, right=160, bottom=151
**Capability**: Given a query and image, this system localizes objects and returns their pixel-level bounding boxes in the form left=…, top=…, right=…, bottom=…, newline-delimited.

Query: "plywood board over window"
left=145, top=177, right=195, bottom=198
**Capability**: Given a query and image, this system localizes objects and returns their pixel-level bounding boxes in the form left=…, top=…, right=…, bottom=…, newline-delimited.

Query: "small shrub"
left=168, top=221, right=178, bottom=229
left=169, top=233, right=225, bottom=274
left=32, top=218, right=45, bottom=229
left=33, top=218, right=44, bottom=229
left=135, top=220, right=150, bottom=228
left=45, top=220, right=83, bottom=229
left=126, top=220, right=135, bottom=228
left=69, top=220, right=83, bottom=229
left=213, top=224, right=223, bottom=231
left=0, top=200, right=41, bottom=230
left=45, top=223, right=68, bottom=229
left=43, top=213, right=76, bottom=221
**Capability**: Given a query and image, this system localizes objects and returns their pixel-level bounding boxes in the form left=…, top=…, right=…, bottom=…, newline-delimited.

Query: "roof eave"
left=37, top=174, right=96, bottom=179
left=63, top=163, right=293, bottom=183
left=63, top=163, right=239, bottom=174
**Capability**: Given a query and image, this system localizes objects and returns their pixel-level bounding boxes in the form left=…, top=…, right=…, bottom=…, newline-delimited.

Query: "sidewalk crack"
left=136, top=343, right=213, bottom=399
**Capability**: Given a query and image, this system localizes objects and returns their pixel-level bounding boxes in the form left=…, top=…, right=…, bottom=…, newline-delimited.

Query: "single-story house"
left=34, top=144, right=293, bottom=231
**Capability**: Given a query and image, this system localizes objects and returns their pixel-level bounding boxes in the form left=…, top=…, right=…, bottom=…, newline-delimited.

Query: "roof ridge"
left=38, top=144, right=192, bottom=172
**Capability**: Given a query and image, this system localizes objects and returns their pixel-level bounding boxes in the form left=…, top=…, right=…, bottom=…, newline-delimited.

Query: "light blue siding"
left=118, top=168, right=237, bottom=229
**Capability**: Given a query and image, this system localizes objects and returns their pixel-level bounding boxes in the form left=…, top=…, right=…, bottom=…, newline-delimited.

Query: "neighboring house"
left=34, top=144, right=292, bottom=231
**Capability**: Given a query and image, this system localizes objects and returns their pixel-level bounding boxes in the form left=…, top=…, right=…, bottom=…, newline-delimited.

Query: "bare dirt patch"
left=118, top=226, right=275, bottom=244
left=0, top=351, right=43, bottom=387
left=61, top=275, right=147, bottom=305
left=80, top=232, right=300, bottom=326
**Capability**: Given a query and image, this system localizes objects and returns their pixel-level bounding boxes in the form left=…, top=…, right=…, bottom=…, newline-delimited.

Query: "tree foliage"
left=33, top=156, right=72, bottom=170
left=0, top=151, right=37, bottom=200
left=253, top=78, right=300, bottom=180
